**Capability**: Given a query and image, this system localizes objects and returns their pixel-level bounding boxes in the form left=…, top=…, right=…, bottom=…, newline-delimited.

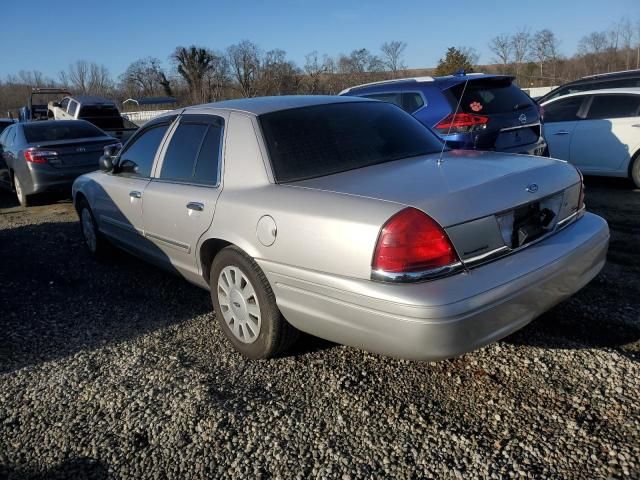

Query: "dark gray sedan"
left=0, top=120, right=117, bottom=206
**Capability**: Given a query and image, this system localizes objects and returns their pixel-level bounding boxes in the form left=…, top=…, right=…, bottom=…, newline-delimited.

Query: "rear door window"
left=159, top=116, right=224, bottom=185
left=68, top=101, right=78, bottom=116
left=23, top=122, right=105, bottom=143
left=543, top=96, right=586, bottom=123
left=585, top=95, right=640, bottom=120
left=449, top=78, right=533, bottom=114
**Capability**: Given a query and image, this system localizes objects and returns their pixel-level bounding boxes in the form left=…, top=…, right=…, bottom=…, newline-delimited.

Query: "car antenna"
left=437, top=71, right=470, bottom=166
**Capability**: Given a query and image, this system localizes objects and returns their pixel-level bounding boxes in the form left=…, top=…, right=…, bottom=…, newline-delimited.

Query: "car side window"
left=68, top=101, right=78, bottom=116
left=159, top=117, right=224, bottom=185
left=543, top=97, right=585, bottom=123
left=60, top=98, right=70, bottom=110
left=363, top=93, right=404, bottom=110
left=402, top=93, right=425, bottom=113
left=117, top=124, right=170, bottom=178
left=586, top=95, right=640, bottom=120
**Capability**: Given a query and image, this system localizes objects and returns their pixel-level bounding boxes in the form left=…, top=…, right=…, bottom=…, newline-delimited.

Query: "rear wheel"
left=209, top=246, right=299, bottom=359
left=631, top=153, right=640, bottom=189
left=13, top=174, right=30, bottom=207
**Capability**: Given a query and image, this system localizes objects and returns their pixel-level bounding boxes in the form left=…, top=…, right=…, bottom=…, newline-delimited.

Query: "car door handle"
left=129, top=191, right=142, bottom=199
left=186, top=202, right=204, bottom=212
left=552, top=131, right=570, bottom=135
left=632, top=124, right=640, bottom=128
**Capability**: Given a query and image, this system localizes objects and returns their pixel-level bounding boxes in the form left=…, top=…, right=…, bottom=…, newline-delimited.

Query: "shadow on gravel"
left=1, top=457, right=108, bottom=480
left=0, top=220, right=213, bottom=374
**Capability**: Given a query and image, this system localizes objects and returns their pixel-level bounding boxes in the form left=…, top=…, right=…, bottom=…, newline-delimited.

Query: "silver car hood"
left=289, top=150, right=580, bottom=227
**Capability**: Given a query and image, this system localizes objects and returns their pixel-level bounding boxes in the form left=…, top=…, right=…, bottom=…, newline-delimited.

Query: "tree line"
left=488, top=19, right=640, bottom=86
left=1, top=18, right=639, bottom=115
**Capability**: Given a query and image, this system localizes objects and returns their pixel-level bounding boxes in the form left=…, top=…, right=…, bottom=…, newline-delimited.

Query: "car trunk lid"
left=31, top=137, right=115, bottom=168
left=289, top=151, right=582, bottom=265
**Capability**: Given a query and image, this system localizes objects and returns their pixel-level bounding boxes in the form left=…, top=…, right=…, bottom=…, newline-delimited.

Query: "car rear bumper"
left=258, top=212, right=609, bottom=361
left=442, top=135, right=547, bottom=156
left=25, top=164, right=99, bottom=195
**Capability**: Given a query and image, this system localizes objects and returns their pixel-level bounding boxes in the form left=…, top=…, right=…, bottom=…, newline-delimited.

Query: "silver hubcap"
left=217, top=266, right=261, bottom=343
left=14, top=177, right=24, bottom=203
left=81, top=209, right=97, bottom=252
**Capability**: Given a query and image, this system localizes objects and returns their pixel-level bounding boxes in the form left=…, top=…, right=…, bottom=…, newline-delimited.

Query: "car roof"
left=580, top=68, right=640, bottom=81
left=340, top=73, right=514, bottom=94
left=540, top=87, right=640, bottom=104
left=68, top=95, right=116, bottom=106
left=183, top=95, right=374, bottom=116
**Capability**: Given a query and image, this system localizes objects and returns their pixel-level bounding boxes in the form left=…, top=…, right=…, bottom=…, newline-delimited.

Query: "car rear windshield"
left=78, top=105, right=124, bottom=129
left=259, top=102, right=443, bottom=183
left=23, top=122, right=106, bottom=143
left=448, top=78, right=534, bottom=115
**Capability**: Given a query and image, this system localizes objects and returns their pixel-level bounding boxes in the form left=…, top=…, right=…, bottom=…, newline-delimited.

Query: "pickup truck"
left=47, top=94, right=138, bottom=143
left=19, top=89, right=139, bottom=143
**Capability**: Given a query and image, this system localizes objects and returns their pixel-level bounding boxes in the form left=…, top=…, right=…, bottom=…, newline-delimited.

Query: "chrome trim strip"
left=371, top=262, right=464, bottom=283
left=500, top=122, right=541, bottom=132
left=145, top=231, right=191, bottom=252
left=464, top=246, right=511, bottom=267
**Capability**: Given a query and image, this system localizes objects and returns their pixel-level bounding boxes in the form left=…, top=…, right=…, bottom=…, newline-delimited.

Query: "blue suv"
left=340, top=73, right=547, bottom=155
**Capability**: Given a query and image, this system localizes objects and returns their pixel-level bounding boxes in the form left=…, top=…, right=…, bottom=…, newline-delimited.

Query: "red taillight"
left=434, top=113, right=489, bottom=135
left=24, top=148, right=58, bottom=164
left=372, top=208, right=459, bottom=274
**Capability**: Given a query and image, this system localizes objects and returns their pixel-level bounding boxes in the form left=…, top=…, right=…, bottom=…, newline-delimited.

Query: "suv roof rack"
left=581, top=68, right=640, bottom=80
left=339, top=76, right=435, bottom=94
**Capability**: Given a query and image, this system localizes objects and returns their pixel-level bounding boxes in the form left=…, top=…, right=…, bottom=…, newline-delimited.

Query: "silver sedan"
left=72, top=96, right=609, bottom=360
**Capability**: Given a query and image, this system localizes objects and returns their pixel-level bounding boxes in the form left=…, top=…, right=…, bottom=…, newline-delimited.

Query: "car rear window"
left=259, top=102, right=443, bottom=183
left=449, top=78, right=534, bottom=115
left=23, top=122, right=106, bottom=143
left=78, top=105, right=124, bottom=129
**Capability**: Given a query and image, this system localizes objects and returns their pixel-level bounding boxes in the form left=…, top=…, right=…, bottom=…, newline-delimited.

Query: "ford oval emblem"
left=526, top=183, right=539, bottom=193
left=519, top=113, right=527, bottom=124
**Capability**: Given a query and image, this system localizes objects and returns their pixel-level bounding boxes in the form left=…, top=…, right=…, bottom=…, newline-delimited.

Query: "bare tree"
left=531, top=29, right=560, bottom=80
left=380, top=41, right=407, bottom=77
left=458, top=46, right=480, bottom=68
left=511, top=28, right=531, bottom=78
left=61, top=61, right=113, bottom=95
left=227, top=40, right=261, bottom=97
left=121, top=57, right=172, bottom=98
left=302, top=51, right=332, bottom=93
left=618, top=18, right=634, bottom=70
left=172, top=46, right=216, bottom=104
left=489, top=34, right=512, bottom=73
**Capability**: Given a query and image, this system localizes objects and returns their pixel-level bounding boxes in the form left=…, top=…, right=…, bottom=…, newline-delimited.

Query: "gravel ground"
left=0, top=179, right=638, bottom=480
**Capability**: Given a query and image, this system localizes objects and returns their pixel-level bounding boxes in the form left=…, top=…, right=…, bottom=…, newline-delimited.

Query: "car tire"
left=13, top=174, right=31, bottom=207
left=77, top=199, right=109, bottom=259
left=631, top=153, right=640, bottom=189
left=209, top=246, right=299, bottom=359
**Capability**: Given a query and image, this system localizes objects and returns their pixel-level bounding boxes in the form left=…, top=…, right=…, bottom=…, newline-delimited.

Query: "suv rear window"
left=260, top=102, right=443, bottom=183
left=449, top=78, right=533, bottom=115
left=23, top=121, right=105, bottom=143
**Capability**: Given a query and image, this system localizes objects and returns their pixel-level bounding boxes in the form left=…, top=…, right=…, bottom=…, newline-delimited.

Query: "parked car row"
left=4, top=71, right=633, bottom=362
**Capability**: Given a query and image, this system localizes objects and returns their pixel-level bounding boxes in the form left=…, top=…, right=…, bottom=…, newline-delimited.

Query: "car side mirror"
left=99, top=155, right=114, bottom=172
left=103, top=143, right=122, bottom=158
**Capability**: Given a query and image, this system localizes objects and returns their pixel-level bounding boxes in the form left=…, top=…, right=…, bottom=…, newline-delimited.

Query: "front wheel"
left=210, top=246, right=299, bottom=359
